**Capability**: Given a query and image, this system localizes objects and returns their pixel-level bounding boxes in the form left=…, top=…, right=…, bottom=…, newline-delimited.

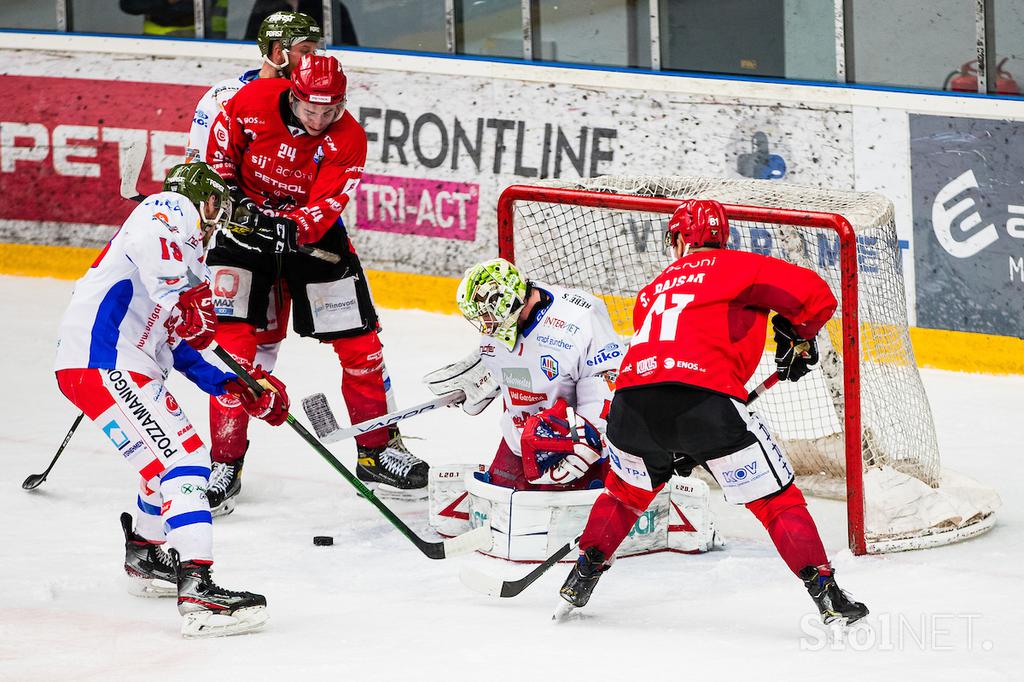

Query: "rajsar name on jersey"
left=653, top=272, right=706, bottom=295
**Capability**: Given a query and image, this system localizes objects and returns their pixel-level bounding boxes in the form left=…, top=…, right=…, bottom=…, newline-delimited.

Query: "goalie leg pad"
left=667, top=476, right=720, bottom=553
left=428, top=463, right=486, bottom=537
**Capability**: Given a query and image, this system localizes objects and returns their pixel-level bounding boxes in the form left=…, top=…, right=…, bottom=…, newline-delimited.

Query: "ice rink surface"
left=1, top=275, right=1020, bottom=681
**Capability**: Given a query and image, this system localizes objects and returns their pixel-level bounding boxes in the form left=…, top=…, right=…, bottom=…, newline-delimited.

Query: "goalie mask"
left=456, top=258, right=527, bottom=351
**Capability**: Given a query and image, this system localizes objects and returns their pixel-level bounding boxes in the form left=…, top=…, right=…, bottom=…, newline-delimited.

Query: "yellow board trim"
left=3, top=241, right=1021, bottom=375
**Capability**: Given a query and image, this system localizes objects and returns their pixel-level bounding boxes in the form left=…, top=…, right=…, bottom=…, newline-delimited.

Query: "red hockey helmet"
left=664, top=199, right=730, bottom=252
left=291, top=54, right=347, bottom=106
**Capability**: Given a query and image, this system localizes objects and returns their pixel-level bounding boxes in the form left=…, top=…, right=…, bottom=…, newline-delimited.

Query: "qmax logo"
left=586, top=342, right=622, bottom=366
left=102, top=420, right=130, bottom=450
left=540, top=355, right=559, bottom=381
left=722, top=463, right=758, bottom=484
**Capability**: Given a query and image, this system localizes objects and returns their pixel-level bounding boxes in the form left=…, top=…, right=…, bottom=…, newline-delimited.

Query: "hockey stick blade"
left=415, top=526, right=493, bottom=560
left=22, top=413, right=85, bottom=490
left=213, top=346, right=476, bottom=560
left=119, top=139, right=147, bottom=202
left=302, top=391, right=463, bottom=444
left=460, top=534, right=581, bottom=598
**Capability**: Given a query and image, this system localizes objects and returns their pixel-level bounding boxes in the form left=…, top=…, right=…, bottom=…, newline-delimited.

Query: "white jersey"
left=185, top=69, right=260, bottom=163
left=478, top=283, right=625, bottom=458
left=55, top=192, right=211, bottom=380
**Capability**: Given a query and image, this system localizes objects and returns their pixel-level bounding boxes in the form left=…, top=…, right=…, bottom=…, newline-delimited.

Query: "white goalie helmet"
left=456, top=258, right=528, bottom=350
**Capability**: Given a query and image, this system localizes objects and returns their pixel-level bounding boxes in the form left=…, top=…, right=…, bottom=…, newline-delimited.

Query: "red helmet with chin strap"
left=665, top=199, right=730, bottom=251
left=291, top=54, right=347, bottom=106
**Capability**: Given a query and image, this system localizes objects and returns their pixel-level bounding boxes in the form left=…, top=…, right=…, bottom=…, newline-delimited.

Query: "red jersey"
left=207, top=78, right=367, bottom=246
left=615, top=249, right=837, bottom=401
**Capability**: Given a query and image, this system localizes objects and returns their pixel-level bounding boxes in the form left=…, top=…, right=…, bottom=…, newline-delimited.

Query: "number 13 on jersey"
left=632, top=293, right=695, bottom=345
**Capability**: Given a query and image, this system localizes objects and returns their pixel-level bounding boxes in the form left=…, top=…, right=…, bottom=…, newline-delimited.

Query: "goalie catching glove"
left=423, top=351, right=500, bottom=416
left=521, top=399, right=604, bottom=485
left=174, top=282, right=217, bottom=350
left=772, top=314, right=819, bottom=382
left=221, top=359, right=290, bottom=426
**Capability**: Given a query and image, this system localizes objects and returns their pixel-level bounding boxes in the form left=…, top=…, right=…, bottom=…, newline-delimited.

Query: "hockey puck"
left=313, top=536, right=334, bottom=546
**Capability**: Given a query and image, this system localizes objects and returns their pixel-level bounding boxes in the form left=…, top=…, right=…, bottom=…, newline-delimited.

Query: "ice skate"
left=207, top=456, right=243, bottom=517
left=120, top=512, right=177, bottom=598
left=171, top=549, right=267, bottom=639
left=557, top=547, right=609, bottom=616
left=800, top=565, right=869, bottom=625
left=356, top=428, right=428, bottom=500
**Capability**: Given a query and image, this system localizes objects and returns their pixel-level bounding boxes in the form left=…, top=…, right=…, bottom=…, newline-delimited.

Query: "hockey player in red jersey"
left=557, top=199, right=868, bottom=626
left=54, top=163, right=291, bottom=638
left=206, top=53, right=428, bottom=508
left=186, top=11, right=323, bottom=516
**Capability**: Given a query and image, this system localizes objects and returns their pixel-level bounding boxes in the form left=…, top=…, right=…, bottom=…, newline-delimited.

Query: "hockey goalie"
left=423, top=258, right=719, bottom=561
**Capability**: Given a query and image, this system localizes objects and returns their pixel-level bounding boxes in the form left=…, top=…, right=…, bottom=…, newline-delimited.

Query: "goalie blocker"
left=428, top=464, right=720, bottom=561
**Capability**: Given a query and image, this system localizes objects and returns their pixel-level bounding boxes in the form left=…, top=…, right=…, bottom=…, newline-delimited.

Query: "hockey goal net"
left=497, top=176, right=999, bottom=555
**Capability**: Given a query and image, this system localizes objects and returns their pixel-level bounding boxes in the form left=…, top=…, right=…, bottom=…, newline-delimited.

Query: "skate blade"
left=181, top=606, right=268, bottom=639
left=126, top=575, right=176, bottom=598
left=357, top=481, right=427, bottom=502
left=210, top=498, right=236, bottom=518
left=552, top=599, right=578, bottom=622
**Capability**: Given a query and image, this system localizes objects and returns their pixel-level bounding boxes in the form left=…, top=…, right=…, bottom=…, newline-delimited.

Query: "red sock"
left=746, top=484, right=829, bottom=577
left=579, top=474, right=661, bottom=559
left=332, top=332, right=389, bottom=450
left=209, top=322, right=256, bottom=464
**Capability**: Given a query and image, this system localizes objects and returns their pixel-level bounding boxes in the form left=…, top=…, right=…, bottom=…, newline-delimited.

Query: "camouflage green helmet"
left=456, top=258, right=528, bottom=350
left=257, top=11, right=323, bottom=62
left=163, top=162, right=232, bottom=234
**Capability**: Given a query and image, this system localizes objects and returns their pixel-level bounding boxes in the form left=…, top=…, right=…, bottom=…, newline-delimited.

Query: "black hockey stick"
left=118, top=141, right=340, bottom=264
left=21, top=413, right=85, bottom=490
left=213, top=346, right=491, bottom=560
left=459, top=371, right=782, bottom=598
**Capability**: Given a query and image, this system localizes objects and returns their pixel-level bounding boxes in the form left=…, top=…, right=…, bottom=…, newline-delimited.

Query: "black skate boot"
left=356, top=427, right=428, bottom=500
left=800, top=565, right=869, bottom=625
left=555, top=547, right=610, bottom=619
left=120, top=512, right=177, bottom=598
left=207, top=455, right=244, bottom=518
left=170, top=549, right=267, bottom=639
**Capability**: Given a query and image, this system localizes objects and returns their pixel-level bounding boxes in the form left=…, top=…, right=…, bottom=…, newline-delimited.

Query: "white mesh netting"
left=503, top=176, right=998, bottom=551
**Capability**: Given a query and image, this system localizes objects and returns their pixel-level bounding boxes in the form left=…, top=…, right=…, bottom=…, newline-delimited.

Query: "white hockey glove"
left=521, top=399, right=604, bottom=486
left=423, top=351, right=500, bottom=416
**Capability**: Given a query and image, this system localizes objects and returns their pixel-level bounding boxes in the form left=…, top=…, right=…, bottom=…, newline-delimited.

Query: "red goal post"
left=495, top=177, right=999, bottom=555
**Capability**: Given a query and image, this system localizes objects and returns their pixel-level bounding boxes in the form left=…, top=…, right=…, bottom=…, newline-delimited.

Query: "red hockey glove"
left=174, top=282, right=217, bottom=350
left=222, top=360, right=290, bottom=426
left=521, top=399, right=604, bottom=485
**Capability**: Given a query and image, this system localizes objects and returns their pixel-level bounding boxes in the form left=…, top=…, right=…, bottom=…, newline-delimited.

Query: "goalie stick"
left=458, top=372, right=781, bottom=598
left=302, top=391, right=463, bottom=444
left=118, top=141, right=341, bottom=264
left=213, top=347, right=491, bottom=560
left=21, top=413, right=85, bottom=490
